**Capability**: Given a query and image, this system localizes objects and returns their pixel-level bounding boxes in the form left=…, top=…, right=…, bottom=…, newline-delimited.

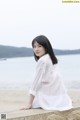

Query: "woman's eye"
left=38, top=45, right=42, bottom=47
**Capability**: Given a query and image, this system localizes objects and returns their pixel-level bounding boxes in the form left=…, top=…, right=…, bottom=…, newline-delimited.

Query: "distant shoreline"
left=0, top=45, right=80, bottom=58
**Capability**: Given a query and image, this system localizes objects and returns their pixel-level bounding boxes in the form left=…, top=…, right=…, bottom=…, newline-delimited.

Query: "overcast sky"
left=0, top=0, right=80, bottom=49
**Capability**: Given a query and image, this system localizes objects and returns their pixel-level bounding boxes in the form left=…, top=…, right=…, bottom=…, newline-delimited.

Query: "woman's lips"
left=35, top=52, right=40, bottom=54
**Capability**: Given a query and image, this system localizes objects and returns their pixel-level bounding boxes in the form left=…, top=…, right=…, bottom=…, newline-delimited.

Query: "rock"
left=5, top=107, right=80, bottom=120
left=47, top=108, right=80, bottom=120
left=47, top=114, right=65, bottom=120
left=67, top=108, right=80, bottom=120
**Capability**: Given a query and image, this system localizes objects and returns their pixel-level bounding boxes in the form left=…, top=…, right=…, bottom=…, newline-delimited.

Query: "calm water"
left=0, top=54, right=80, bottom=90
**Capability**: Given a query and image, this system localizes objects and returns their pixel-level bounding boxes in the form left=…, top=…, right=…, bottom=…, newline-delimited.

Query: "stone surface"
left=47, top=108, right=80, bottom=120
left=5, top=107, right=80, bottom=120
left=67, top=108, right=80, bottom=120
left=47, top=114, right=64, bottom=120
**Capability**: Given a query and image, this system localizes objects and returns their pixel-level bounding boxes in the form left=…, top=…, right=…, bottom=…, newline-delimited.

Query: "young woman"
left=22, top=35, right=72, bottom=111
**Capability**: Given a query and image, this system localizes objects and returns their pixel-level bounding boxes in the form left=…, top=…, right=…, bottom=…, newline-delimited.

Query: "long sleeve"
left=29, top=60, right=46, bottom=96
left=30, top=54, right=72, bottom=111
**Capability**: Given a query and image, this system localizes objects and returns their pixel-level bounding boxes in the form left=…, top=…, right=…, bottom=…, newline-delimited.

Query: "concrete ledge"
left=4, top=107, right=80, bottom=120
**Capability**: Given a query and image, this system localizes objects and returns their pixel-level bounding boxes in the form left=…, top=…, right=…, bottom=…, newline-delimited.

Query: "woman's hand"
left=20, top=104, right=32, bottom=110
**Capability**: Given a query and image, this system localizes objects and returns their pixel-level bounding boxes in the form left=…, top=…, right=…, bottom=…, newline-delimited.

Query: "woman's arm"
left=27, top=94, right=35, bottom=108
left=29, top=61, right=46, bottom=96
left=20, top=94, right=34, bottom=110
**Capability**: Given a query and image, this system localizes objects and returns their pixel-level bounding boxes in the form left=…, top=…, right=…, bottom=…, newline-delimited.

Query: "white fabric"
left=29, top=54, right=72, bottom=111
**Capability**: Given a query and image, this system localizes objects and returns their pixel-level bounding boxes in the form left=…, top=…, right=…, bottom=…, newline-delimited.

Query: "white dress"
left=29, top=54, right=72, bottom=111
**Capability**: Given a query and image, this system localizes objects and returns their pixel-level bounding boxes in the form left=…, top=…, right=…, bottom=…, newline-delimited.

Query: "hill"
left=0, top=45, right=80, bottom=58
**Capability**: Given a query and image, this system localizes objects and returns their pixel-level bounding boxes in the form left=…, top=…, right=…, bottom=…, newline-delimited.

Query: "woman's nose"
left=35, top=47, right=39, bottom=51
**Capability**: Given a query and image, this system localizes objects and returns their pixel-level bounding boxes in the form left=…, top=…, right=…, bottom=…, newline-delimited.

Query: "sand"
left=0, top=89, right=80, bottom=113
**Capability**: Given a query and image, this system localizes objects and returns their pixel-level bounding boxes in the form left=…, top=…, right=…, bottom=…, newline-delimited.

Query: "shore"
left=0, top=89, right=80, bottom=113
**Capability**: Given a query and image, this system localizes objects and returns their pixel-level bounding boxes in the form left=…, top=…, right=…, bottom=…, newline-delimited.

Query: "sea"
left=0, top=54, right=80, bottom=90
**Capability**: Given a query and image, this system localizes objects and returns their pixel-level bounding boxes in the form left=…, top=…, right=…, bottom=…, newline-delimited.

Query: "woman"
left=22, top=35, right=72, bottom=111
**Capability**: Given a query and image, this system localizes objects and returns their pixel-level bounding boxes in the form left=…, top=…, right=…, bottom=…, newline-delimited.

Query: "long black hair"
left=32, top=35, right=58, bottom=64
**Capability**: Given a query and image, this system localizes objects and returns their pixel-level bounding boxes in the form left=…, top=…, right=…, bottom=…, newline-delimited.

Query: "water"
left=57, top=54, right=80, bottom=89
left=0, top=54, right=80, bottom=90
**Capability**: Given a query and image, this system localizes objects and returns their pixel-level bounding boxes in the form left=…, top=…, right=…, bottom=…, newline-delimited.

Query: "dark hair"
left=32, top=35, right=58, bottom=64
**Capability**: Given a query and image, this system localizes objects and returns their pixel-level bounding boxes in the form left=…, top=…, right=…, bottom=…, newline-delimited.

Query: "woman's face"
left=33, top=41, right=46, bottom=57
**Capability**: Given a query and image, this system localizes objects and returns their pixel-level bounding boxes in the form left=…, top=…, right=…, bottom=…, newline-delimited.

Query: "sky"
left=0, top=0, right=80, bottom=50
